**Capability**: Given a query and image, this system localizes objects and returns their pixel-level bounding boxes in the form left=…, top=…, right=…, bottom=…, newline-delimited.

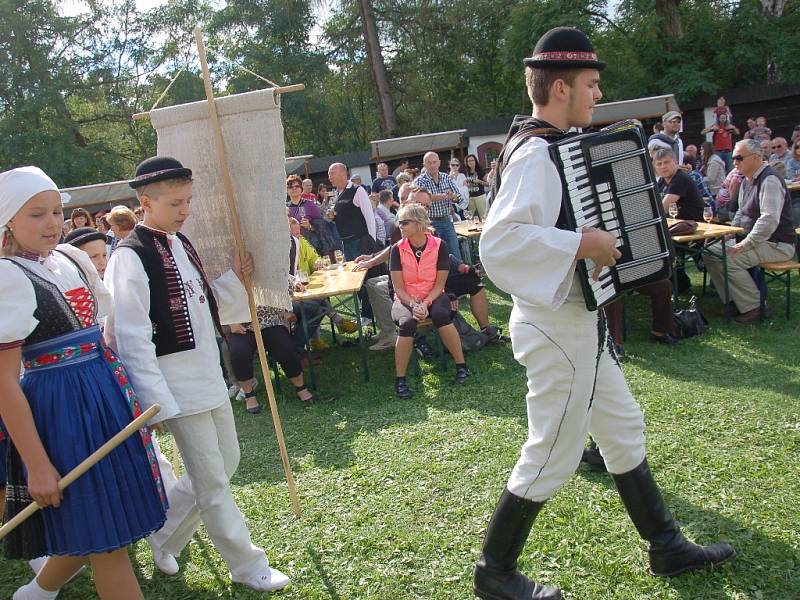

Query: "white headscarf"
left=0, top=166, right=59, bottom=239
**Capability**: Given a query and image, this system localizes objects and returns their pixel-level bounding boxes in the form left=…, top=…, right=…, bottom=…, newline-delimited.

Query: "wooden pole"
left=194, top=26, right=301, bottom=518
left=0, top=405, right=161, bottom=541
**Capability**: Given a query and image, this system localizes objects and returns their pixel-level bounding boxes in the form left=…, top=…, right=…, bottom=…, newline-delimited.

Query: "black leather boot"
left=474, top=488, right=561, bottom=600
left=612, top=459, right=735, bottom=577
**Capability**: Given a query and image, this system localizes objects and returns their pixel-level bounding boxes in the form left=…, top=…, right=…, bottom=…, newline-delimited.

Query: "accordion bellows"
left=150, top=88, right=291, bottom=312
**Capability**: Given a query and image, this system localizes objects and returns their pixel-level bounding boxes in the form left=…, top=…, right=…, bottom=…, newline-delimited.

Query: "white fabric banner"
left=150, top=88, right=290, bottom=311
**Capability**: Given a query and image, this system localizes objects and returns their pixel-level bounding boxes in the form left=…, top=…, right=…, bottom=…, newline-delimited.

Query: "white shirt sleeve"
left=212, top=269, right=251, bottom=325
left=0, top=261, right=38, bottom=344
left=479, top=138, right=582, bottom=310
left=104, top=247, right=180, bottom=423
left=56, top=244, right=113, bottom=321
left=353, top=186, right=377, bottom=240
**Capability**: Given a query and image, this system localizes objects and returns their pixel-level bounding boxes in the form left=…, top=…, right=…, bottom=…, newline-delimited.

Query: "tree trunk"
left=655, top=0, right=683, bottom=38
left=758, top=0, right=787, bottom=17
left=356, top=0, right=397, bottom=135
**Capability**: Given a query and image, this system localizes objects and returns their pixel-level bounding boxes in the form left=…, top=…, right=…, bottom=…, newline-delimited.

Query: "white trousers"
left=507, top=302, right=646, bottom=502
left=364, top=275, right=396, bottom=339
left=148, top=401, right=268, bottom=579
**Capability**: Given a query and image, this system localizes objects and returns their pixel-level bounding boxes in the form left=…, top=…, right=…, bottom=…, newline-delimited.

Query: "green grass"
left=2, top=273, right=799, bottom=599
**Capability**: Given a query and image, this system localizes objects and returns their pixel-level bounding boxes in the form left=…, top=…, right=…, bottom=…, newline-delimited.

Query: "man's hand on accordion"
left=577, top=228, right=622, bottom=281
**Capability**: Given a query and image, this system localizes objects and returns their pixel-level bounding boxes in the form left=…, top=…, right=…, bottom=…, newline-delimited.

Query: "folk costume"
left=104, top=157, right=287, bottom=590
left=0, top=167, right=167, bottom=560
left=473, top=29, right=734, bottom=600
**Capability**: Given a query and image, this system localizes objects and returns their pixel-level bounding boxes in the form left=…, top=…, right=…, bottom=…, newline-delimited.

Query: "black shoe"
left=613, top=344, right=626, bottom=362
left=474, top=489, right=561, bottom=600
left=455, top=365, right=470, bottom=384
left=581, top=439, right=607, bottom=472
left=244, top=390, right=262, bottom=414
left=483, top=325, right=510, bottom=345
left=648, top=332, right=679, bottom=346
left=395, top=377, right=413, bottom=399
left=612, top=459, right=735, bottom=577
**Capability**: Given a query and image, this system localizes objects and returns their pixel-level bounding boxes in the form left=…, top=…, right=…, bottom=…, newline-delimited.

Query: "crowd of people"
left=2, top=22, right=797, bottom=599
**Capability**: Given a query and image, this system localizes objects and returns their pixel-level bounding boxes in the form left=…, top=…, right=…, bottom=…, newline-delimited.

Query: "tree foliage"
left=1, top=0, right=799, bottom=186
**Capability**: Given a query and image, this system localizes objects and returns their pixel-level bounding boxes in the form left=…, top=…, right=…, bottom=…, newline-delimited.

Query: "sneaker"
left=310, top=337, right=330, bottom=351
left=581, top=444, right=608, bottom=472
left=414, top=338, right=434, bottom=360
left=337, top=319, right=359, bottom=334
left=228, top=384, right=240, bottom=400
left=151, top=546, right=179, bottom=576
left=369, top=335, right=397, bottom=351
left=648, top=332, right=679, bottom=346
left=454, top=365, right=470, bottom=384
left=232, top=567, right=290, bottom=592
left=394, top=378, right=413, bottom=399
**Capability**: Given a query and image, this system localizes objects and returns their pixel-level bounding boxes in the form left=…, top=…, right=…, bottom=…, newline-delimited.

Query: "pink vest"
left=397, top=234, right=442, bottom=300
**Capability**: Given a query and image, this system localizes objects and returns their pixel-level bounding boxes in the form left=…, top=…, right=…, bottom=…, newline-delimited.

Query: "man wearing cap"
left=104, top=156, right=290, bottom=592
left=475, top=27, right=735, bottom=600
left=649, top=110, right=685, bottom=164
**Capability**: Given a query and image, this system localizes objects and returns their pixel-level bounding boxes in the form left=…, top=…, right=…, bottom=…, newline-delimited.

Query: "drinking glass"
left=464, top=210, right=472, bottom=222
left=334, top=249, right=344, bottom=266
left=297, top=269, right=309, bottom=285
left=298, top=206, right=306, bottom=220
left=668, top=203, right=679, bottom=218
left=322, top=255, right=331, bottom=269
left=703, top=206, right=714, bottom=223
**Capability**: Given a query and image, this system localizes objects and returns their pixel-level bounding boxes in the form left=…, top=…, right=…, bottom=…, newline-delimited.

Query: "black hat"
left=523, top=27, right=605, bottom=71
left=64, top=227, right=110, bottom=247
left=129, top=156, right=192, bottom=189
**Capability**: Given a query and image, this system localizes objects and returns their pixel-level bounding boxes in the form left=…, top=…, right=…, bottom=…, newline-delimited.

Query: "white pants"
left=148, top=401, right=268, bottom=579
left=364, top=275, right=396, bottom=339
left=507, top=302, right=646, bottom=502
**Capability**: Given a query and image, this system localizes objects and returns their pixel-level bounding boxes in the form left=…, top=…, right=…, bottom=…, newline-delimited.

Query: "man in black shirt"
left=654, top=148, right=704, bottom=221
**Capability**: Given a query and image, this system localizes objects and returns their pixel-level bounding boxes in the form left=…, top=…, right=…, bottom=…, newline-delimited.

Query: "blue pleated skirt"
left=14, top=325, right=167, bottom=556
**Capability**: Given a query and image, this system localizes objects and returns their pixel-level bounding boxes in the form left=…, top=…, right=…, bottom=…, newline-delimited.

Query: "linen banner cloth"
left=150, top=88, right=290, bottom=311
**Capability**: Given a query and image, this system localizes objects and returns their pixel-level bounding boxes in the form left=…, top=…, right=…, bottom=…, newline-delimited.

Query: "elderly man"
left=683, top=144, right=698, bottom=168
left=416, top=151, right=466, bottom=262
left=760, top=139, right=771, bottom=160
left=301, top=178, right=316, bottom=201
left=328, top=163, right=377, bottom=259
left=705, top=139, right=797, bottom=323
left=648, top=110, right=684, bottom=164
left=768, top=137, right=792, bottom=168
left=371, top=162, right=397, bottom=193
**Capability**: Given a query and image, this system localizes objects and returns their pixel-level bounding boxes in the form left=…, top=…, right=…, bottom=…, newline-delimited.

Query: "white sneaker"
left=228, top=384, right=240, bottom=399
left=233, top=566, right=290, bottom=592
left=369, top=335, right=397, bottom=351
left=151, top=546, right=179, bottom=575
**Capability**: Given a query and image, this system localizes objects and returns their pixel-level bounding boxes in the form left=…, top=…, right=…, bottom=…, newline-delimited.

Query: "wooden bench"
left=758, top=260, right=800, bottom=319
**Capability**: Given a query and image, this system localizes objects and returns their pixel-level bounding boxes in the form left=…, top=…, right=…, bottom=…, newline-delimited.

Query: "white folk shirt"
left=479, top=136, right=584, bottom=313
left=104, top=234, right=249, bottom=424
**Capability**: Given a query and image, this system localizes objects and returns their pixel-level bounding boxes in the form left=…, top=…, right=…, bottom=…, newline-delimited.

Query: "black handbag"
left=672, top=296, right=708, bottom=338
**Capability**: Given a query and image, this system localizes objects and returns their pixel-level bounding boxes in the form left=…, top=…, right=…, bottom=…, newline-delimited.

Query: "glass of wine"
left=703, top=206, right=714, bottom=224
left=297, top=269, right=309, bottom=285
left=668, top=203, right=679, bottom=219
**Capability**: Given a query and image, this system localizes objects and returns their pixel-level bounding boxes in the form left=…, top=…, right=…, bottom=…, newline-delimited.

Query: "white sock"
left=13, top=578, right=59, bottom=600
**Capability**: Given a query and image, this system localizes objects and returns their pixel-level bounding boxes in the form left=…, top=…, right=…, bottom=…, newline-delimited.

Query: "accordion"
left=549, top=121, right=673, bottom=311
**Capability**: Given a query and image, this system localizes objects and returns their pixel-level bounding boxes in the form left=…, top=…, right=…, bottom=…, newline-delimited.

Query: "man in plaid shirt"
left=416, top=151, right=466, bottom=262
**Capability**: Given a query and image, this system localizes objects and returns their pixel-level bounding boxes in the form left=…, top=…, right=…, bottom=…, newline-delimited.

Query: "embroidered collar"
left=15, top=249, right=51, bottom=263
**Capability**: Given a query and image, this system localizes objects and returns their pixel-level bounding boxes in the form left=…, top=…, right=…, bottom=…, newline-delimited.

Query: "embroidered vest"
left=398, top=234, right=442, bottom=300
left=738, top=166, right=796, bottom=245
left=334, top=185, right=368, bottom=240
left=117, top=226, right=221, bottom=357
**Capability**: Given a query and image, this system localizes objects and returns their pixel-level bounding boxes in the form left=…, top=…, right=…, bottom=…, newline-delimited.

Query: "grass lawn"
left=2, top=273, right=799, bottom=599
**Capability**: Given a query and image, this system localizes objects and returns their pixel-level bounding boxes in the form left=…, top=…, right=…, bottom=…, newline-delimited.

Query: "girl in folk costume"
left=0, top=167, right=167, bottom=600
left=103, top=157, right=290, bottom=592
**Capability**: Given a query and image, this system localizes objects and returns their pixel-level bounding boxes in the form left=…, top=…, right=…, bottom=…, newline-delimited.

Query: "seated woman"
left=389, top=204, right=469, bottom=399
left=227, top=305, right=316, bottom=410
left=603, top=278, right=678, bottom=359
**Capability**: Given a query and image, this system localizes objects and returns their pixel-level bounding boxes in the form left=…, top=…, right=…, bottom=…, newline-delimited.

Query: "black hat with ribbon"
left=129, top=156, right=192, bottom=189
left=523, top=27, right=606, bottom=71
left=64, top=226, right=111, bottom=247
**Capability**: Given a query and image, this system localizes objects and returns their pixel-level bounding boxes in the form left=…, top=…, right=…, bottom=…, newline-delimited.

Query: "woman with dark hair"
left=700, top=142, right=727, bottom=199
left=69, top=207, right=94, bottom=229
left=316, top=183, right=329, bottom=206
left=464, top=154, right=490, bottom=220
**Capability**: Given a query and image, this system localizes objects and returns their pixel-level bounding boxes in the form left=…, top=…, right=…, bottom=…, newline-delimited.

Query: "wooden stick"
left=0, top=404, right=161, bottom=541
left=133, top=84, right=304, bottom=121
left=194, top=26, right=301, bottom=518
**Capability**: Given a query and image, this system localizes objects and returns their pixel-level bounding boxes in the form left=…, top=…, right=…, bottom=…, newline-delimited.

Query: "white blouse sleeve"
left=104, top=248, right=180, bottom=423
left=479, top=139, right=582, bottom=310
left=56, top=244, right=113, bottom=320
left=211, top=269, right=251, bottom=326
left=0, top=260, right=38, bottom=344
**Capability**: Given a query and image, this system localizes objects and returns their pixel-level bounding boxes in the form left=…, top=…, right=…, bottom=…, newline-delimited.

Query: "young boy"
left=104, top=156, right=289, bottom=592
